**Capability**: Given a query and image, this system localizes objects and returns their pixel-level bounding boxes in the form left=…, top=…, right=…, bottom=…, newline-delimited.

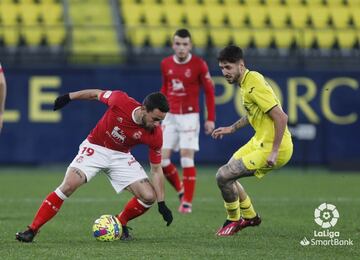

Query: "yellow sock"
left=224, top=200, right=240, bottom=221
left=240, top=196, right=256, bottom=219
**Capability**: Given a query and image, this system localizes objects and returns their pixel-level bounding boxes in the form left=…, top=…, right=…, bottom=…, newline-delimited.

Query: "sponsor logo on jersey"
left=111, top=126, right=126, bottom=143
left=170, top=79, right=186, bottom=96
left=171, top=79, right=185, bottom=91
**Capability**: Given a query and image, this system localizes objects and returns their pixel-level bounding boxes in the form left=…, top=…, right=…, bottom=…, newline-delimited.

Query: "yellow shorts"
left=233, top=139, right=293, bottom=179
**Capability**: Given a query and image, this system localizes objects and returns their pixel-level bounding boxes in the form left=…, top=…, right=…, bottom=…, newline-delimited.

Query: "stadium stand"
left=0, top=0, right=65, bottom=48
left=189, top=27, right=209, bottom=48
left=273, top=29, right=297, bottom=49
left=119, top=0, right=360, bottom=54
left=0, top=0, right=359, bottom=65
left=69, top=0, right=121, bottom=61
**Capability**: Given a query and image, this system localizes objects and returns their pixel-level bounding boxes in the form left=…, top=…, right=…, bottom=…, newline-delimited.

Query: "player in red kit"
left=160, top=29, right=216, bottom=213
left=0, top=63, right=7, bottom=133
left=16, top=89, right=173, bottom=242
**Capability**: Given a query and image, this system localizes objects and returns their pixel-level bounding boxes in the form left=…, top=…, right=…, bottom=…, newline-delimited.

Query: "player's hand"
left=204, top=120, right=215, bottom=135
left=266, top=151, right=278, bottom=167
left=53, top=93, right=71, bottom=111
left=211, top=126, right=234, bottom=139
left=158, top=201, right=173, bottom=226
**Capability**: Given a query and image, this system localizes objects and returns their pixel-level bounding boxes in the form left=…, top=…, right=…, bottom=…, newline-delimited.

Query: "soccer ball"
left=92, top=215, right=122, bottom=242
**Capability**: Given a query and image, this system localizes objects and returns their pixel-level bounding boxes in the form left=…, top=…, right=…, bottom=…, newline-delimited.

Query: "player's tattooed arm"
left=53, top=89, right=103, bottom=111
left=230, top=115, right=249, bottom=132
left=212, top=116, right=249, bottom=139
left=69, top=89, right=102, bottom=100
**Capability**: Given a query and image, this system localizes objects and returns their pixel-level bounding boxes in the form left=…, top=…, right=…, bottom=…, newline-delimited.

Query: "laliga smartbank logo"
left=300, top=203, right=353, bottom=247
left=314, top=202, right=339, bottom=228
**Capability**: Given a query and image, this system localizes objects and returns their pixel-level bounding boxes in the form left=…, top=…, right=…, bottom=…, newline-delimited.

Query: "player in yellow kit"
left=212, top=45, right=293, bottom=236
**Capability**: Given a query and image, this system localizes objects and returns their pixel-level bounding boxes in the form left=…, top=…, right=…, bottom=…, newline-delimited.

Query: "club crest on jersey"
left=168, top=69, right=173, bottom=75
left=111, top=126, right=126, bottom=143
left=132, top=130, right=142, bottom=140
left=117, top=117, right=123, bottom=123
left=185, top=68, right=191, bottom=78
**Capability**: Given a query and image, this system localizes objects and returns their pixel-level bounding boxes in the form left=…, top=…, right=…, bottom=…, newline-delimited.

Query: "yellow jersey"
left=240, top=69, right=292, bottom=151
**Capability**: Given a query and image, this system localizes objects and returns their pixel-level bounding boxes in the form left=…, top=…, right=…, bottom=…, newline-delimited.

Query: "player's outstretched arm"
left=150, top=162, right=173, bottom=226
left=211, top=126, right=233, bottom=139
left=211, top=116, right=249, bottom=139
left=53, top=89, right=102, bottom=111
left=150, top=163, right=165, bottom=201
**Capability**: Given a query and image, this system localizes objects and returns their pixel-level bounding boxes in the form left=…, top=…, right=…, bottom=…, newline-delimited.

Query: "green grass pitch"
left=0, top=166, right=359, bottom=259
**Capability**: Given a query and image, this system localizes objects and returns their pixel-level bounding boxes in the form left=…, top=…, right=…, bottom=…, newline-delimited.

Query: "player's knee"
left=180, top=157, right=194, bottom=168
left=138, top=190, right=156, bottom=205
left=216, top=165, right=229, bottom=187
left=161, top=158, right=171, bottom=168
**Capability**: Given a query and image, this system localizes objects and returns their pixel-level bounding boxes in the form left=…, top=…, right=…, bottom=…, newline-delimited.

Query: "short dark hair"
left=218, top=45, right=244, bottom=63
left=174, top=28, right=191, bottom=40
left=143, top=92, right=169, bottom=113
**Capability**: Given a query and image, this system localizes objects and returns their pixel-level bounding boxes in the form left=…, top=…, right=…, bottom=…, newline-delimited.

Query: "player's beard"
left=226, top=72, right=240, bottom=84
left=141, top=115, right=155, bottom=132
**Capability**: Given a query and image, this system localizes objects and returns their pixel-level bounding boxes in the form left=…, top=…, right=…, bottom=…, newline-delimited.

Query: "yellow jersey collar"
left=240, top=69, right=250, bottom=86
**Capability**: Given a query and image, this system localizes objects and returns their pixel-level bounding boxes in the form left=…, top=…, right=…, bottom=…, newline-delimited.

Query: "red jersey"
left=87, top=90, right=163, bottom=164
left=160, top=54, right=216, bottom=121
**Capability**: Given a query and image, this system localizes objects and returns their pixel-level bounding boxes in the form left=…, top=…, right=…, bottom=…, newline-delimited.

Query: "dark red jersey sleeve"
left=99, top=90, right=127, bottom=107
left=160, top=60, right=168, bottom=96
left=199, top=60, right=216, bottom=121
left=148, top=128, right=163, bottom=164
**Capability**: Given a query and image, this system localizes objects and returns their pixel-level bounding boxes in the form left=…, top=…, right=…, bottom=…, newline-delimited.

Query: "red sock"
left=30, top=191, right=64, bottom=231
left=162, top=164, right=182, bottom=192
left=116, top=197, right=151, bottom=226
left=183, top=167, right=196, bottom=204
